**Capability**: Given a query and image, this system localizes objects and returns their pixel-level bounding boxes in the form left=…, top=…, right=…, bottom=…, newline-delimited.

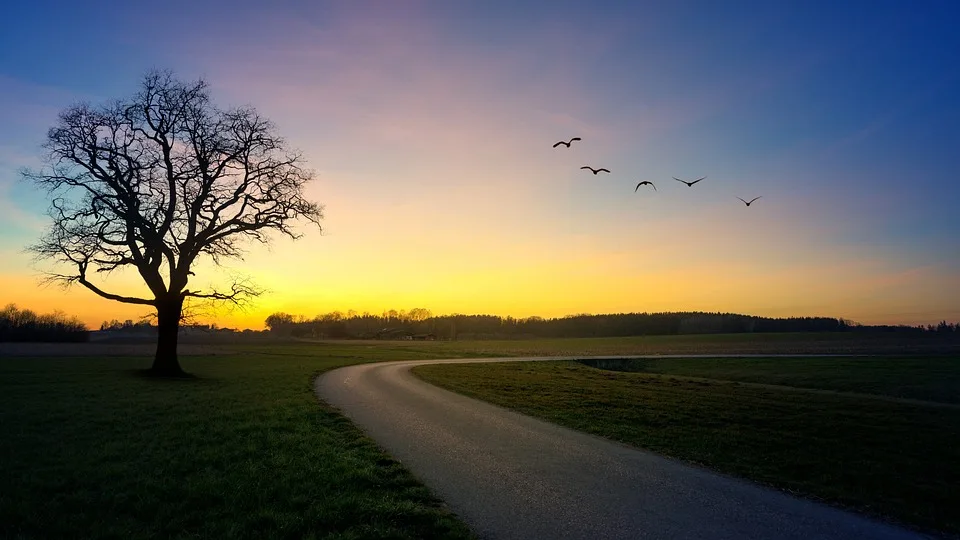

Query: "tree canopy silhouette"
left=24, top=70, right=323, bottom=375
left=0, top=304, right=88, bottom=343
left=263, top=309, right=856, bottom=340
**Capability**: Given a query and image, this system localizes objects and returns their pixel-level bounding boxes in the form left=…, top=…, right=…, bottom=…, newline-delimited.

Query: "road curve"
left=316, top=356, right=930, bottom=540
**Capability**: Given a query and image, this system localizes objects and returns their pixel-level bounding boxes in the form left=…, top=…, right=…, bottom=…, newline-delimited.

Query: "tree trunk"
left=151, top=295, right=186, bottom=376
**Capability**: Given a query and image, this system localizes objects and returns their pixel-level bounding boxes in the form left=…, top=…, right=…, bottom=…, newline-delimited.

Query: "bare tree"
left=407, top=308, right=433, bottom=322
left=24, top=71, right=322, bottom=376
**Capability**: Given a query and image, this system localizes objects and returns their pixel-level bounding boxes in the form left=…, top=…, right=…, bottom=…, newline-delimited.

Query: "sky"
left=1, top=0, right=959, bottom=330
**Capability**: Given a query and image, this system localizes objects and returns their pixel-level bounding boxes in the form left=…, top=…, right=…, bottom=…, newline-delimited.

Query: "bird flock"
left=553, top=137, right=761, bottom=207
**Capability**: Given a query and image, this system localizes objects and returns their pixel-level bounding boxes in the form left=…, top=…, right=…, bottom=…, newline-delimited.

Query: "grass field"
left=3, top=335, right=959, bottom=539
left=579, top=356, right=960, bottom=403
left=413, top=357, right=960, bottom=537
left=333, top=332, right=959, bottom=357
left=0, top=344, right=479, bottom=540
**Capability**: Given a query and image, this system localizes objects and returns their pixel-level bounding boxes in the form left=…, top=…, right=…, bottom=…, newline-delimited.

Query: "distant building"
left=375, top=328, right=414, bottom=340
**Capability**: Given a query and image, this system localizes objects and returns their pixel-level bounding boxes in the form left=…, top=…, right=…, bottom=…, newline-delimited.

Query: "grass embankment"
left=413, top=358, right=960, bottom=536
left=0, top=344, right=478, bottom=540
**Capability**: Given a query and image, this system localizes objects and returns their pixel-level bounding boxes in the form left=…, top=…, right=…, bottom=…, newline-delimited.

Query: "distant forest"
left=5, top=303, right=958, bottom=343
left=0, top=304, right=88, bottom=342
left=262, top=309, right=960, bottom=340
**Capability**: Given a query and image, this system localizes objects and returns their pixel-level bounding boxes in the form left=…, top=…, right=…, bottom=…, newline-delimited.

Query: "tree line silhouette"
left=0, top=304, right=88, bottom=342
left=262, top=309, right=960, bottom=340
left=5, top=303, right=956, bottom=343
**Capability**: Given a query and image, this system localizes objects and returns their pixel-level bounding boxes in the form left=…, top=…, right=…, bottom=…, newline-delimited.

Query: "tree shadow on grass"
left=127, top=369, right=213, bottom=383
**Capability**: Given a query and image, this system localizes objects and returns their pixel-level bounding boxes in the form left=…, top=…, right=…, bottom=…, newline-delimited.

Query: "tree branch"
left=182, top=278, right=262, bottom=305
left=76, top=261, right=155, bottom=306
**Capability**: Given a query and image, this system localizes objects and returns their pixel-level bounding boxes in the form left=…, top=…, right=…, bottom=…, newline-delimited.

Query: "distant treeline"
left=864, top=321, right=960, bottom=334
left=11, top=304, right=955, bottom=343
left=263, top=309, right=960, bottom=340
left=0, top=304, right=89, bottom=342
left=261, top=309, right=877, bottom=340
left=100, top=319, right=157, bottom=332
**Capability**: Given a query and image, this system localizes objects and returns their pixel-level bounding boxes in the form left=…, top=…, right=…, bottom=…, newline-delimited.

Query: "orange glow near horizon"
left=4, top=226, right=959, bottom=331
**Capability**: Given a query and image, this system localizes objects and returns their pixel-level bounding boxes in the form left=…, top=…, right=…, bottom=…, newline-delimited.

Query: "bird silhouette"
left=737, top=196, right=762, bottom=206
left=553, top=137, right=582, bottom=148
left=673, top=176, right=706, bottom=187
left=581, top=166, right=611, bottom=175
left=635, top=181, right=657, bottom=192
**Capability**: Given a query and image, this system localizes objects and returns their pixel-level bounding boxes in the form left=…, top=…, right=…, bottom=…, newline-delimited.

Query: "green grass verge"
left=579, top=356, right=960, bottom=403
left=0, top=344, right=478, bottom=540
left=413, top=359, right=960, bottom=536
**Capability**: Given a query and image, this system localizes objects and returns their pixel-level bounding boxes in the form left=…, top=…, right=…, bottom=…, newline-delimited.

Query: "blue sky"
left=2, top=1, right=959, bottom=327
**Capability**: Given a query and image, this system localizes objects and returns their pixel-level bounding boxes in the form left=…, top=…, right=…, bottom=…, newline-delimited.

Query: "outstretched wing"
left=570, top=137, right=582, bottom=143
left=580, top=166, right=592, bottom=170
left=636, top=181, right=657, bottom=191
left=689, top=176, right=706, bottom=185
left=553, top=141, right=564, bottom=148
left=598, top=168, right=611, bottom=173
left=749, top=196, right=762, bottom=205
left=673, top=177, right=686, bottom=184
left=737, top=197, right=748, bottom=205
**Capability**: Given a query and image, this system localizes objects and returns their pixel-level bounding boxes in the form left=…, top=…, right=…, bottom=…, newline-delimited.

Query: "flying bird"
left=553, top=137, right=582, bottom=148
left=581, top=166, right=611, bottom=175
left=635, top=181, right=657, bottom=192
left=737, top=196, right=762, bottom=206
left=673, top=176, right=706, bottom=187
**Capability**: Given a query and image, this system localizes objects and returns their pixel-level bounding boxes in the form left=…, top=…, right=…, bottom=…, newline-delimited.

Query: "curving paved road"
left=316, top=356, right=930, bottom=540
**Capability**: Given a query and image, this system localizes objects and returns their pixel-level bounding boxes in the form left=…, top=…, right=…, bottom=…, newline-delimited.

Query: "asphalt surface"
left=316, top=356, right=931, bottom=540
